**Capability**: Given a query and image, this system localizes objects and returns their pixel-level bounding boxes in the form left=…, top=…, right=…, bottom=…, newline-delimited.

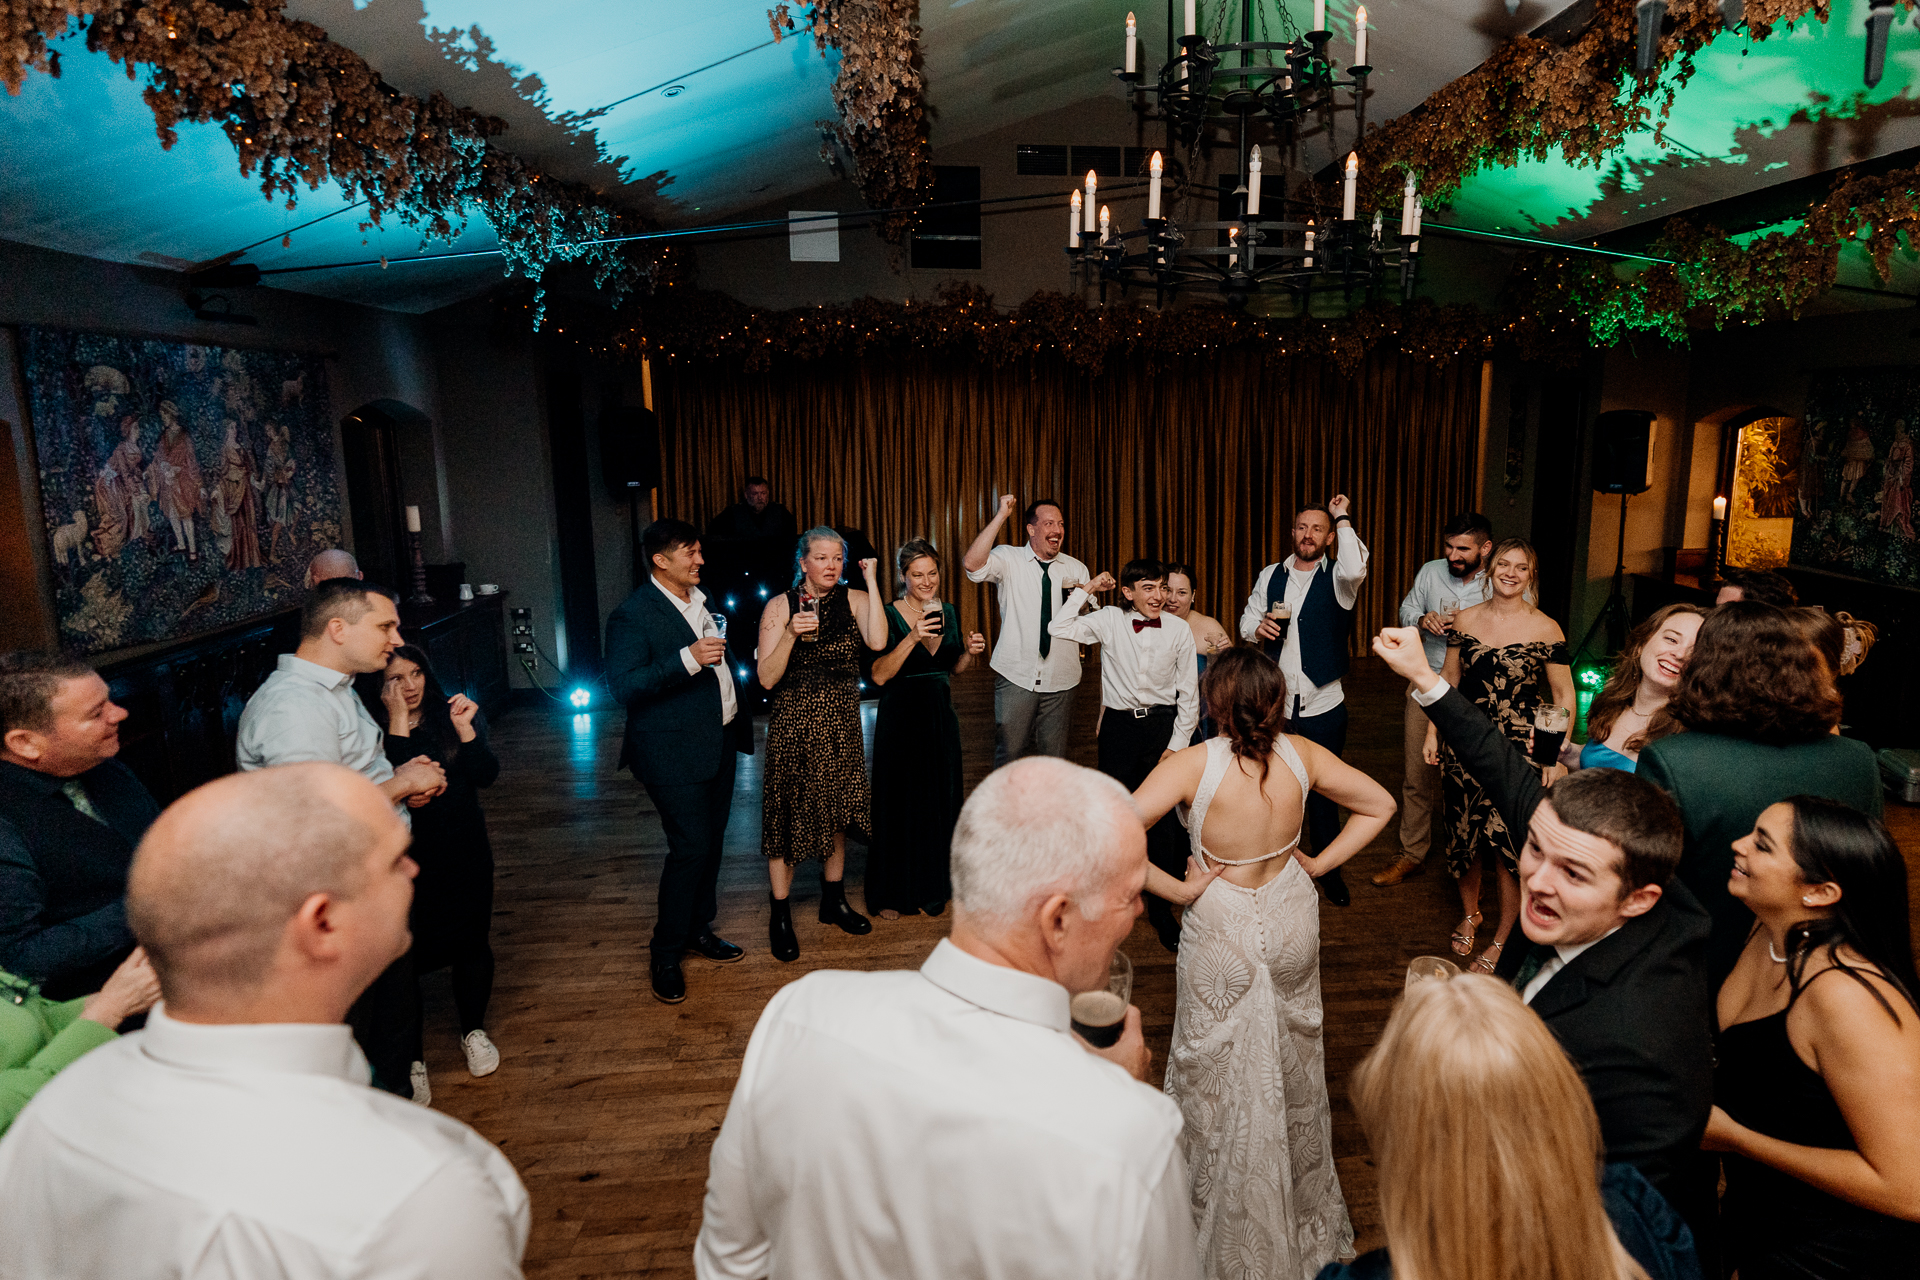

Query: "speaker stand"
left=1575, top=491, right=1633, bottom=666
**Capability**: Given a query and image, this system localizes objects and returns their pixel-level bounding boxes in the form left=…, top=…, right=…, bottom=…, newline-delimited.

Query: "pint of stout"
left=1531, top=703, right=1572, bottom=766
left=922, top=598, right=943, bottom=633
left=1267, top=600, right=1292, bottom=644
left=1070, top=990, right=1127, bottom=1048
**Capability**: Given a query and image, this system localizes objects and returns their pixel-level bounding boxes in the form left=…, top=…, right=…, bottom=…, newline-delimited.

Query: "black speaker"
left=598, top=405, right=660, bottom=500
left=1590, top=409, right=1655, bottom=495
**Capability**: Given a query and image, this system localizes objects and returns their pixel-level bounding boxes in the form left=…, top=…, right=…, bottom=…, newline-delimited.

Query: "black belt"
left=1119, top=704, right=1176, bottom=719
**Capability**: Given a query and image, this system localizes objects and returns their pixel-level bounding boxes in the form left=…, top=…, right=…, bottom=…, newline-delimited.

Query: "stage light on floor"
left=572, top=713, right=592, bottom=734
left=725, top=595, right=738, bottom=610
left=1575, top=663, right=1608, bottom=691
left=569, top=687, right=592, bottom=709
left=757, top=585, right=769, bottom=599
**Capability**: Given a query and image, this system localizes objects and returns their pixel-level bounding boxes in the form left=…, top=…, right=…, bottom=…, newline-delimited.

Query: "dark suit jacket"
left=1636, top=731, right=1881, bottom=981
left=1422, top=687, right=1716, bottom=1220
left=605, top=580, right=752, bottom=787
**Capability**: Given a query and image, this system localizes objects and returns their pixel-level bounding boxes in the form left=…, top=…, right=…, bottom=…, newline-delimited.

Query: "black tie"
left=1512, top=947, right=1545, bottom=991
left=1038, top=561, right=1053, bottom=661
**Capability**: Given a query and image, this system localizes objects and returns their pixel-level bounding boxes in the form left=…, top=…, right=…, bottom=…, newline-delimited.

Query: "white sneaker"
left=409, top=1060, right=432, bottom=1106
left=462, top=1030, right=500, bottom=1078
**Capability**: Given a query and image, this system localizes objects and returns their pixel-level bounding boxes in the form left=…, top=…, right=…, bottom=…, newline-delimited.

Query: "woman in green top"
left=1, top=947, right=159, bottom=1135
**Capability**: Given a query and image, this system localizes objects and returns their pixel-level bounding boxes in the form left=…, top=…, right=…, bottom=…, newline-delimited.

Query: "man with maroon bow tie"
left=1050, top=559, right=1197, bottom=951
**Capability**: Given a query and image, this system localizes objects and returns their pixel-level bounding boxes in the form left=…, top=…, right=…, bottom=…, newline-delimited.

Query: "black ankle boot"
left=769, top=893, right=800, bottom=962
left=819, top=879, right=872, bottom=936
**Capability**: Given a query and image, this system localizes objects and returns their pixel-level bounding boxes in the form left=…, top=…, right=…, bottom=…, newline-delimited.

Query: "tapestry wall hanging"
left=1794, top=369, right=1919, bottom=591
left=20, top=327, right=340, bottom=653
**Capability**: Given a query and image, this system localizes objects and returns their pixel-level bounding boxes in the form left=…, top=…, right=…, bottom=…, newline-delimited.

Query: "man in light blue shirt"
left=1372, top=513, right=1493, bottom=889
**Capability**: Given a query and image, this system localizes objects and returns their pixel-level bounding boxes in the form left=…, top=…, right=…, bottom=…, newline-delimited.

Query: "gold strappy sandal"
left=1449, top=911, right=1483, bottom=956
left=1472, top=941, right=1505, bottom=974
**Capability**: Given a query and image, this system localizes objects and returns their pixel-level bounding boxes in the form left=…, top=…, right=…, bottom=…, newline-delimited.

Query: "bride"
left=1134, top=647, right=1396, bottom=1280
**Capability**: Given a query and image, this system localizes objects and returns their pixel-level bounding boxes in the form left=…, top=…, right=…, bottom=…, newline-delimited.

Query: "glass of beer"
left=922, top=596, right=944, bottom=634
left=798, top=594, right=819, bottom=642
left=1405, top=955, right=1460, bottom=989
left=1070, top=949, right=1133, bottom=1048
left=1267, top=600, right=1292, bottom=645
left=1531, top=703, right=1572, bottom=766
left=1437, top=597, right=1461, bottom=634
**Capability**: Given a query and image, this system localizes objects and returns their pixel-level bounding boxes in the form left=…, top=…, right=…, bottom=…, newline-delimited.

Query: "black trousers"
left=348, top=953, right=419, bottom=1097
left=1097, top=707, right=1187, bottom=942
left=1289, top=699, right=1349, bottom=856
left=645, top=749, right=740, bottom=963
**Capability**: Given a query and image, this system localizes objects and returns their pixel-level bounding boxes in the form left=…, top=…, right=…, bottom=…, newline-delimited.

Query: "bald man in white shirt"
left=0, top=764, right=529, bottom=1279
left=696, top=757, right=1201, bottom=1280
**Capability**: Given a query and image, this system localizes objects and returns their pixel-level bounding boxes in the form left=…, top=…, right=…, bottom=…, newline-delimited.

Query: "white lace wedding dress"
left=1164, top=735, right=1352, bottom=1280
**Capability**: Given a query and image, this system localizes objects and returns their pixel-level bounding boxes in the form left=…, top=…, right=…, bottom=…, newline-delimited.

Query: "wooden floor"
left=419, top=657, right=1920, bottom=1279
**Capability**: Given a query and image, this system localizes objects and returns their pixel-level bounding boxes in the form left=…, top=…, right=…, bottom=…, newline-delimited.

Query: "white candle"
left=1099, top=205, right=1111, bottom=242
left=1125, top=12, right=1137, bottom=72
left=1342, top=153, right=1358, bottom=221
left=1400, top=172, right=1416, bottom=235
left=1305, top=220, right=1315, bottom=268
left=1070, top=190, right=1082, bottom=246
left=1712, top=496, right=1728, bottom=520
left=406, top=505, right=421, bottom=534
left=1355, top=6, right=1368, bottom=64
left=1228, top=227, right=1239, bottom=267
left=1372, top=210, right=1382, bottom=243
left=1247, top=146, right=1263, bottom=216
left=1411, top=195, right=1423, bottom=236
left=1084, top=170, right=1098, bottom=232
left=1314, top=0, right=1326, bottom=31
left=1148, top=151, right=1163, bottom=220
left=1185, top=0, right=1196, bottom=37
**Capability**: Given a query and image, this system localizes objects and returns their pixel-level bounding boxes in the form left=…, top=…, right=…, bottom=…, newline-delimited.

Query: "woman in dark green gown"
left=867, top=539, right=986, bottom=918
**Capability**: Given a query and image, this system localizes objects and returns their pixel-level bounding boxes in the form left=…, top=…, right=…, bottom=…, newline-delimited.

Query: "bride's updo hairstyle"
left=1202, top=647, right=1287, bottom=791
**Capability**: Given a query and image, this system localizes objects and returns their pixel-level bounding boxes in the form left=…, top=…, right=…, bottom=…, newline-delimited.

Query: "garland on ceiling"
left=0, top=0, right=679, bottom=322
left=770, top=0, right=931, bottom=243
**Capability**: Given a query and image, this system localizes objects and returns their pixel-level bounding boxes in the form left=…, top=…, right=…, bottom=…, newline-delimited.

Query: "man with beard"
left=1238, top=496, right=1368, bottom=907
left=1373, top=512, right=1494, bottom=888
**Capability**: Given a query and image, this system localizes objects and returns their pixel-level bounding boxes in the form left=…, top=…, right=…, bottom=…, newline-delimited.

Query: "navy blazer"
left=605, top=580, right=753, bottom=787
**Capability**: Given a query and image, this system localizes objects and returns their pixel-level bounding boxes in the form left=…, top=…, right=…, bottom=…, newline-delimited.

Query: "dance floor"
left=421, top=656, right=1920, bottom=1280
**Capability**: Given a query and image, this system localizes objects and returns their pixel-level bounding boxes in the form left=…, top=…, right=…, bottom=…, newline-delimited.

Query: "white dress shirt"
left=1397, top=558, right=1492, bottom=672
left=1049, top=590, right=1199, bottom=752
left=0, top=1005, right=530, bottom=1280
left=655, top=575, right=738, bottom=725
left=1523, top=929, right=1621, bottom=1004
left=966, top=543, right=1090, bottom=694
left=695, top=939, right=1201, bottom=1280
left=1236, top=527, right=1371, bottom=718
left=236, top=654, right=405, bottom=824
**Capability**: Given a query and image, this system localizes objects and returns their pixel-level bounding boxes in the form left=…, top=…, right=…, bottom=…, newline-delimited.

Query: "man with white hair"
left=694, top=757, right=1201, bottom=1280
left=0, top=764, right=529, bottom=1278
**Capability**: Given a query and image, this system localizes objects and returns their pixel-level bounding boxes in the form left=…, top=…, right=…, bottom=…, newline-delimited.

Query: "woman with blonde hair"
left=1320, top=973, right=1696, bottom=1280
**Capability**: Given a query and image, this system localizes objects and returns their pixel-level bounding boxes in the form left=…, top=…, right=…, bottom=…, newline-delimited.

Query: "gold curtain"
left=658, top=351, right=1481, bottom=649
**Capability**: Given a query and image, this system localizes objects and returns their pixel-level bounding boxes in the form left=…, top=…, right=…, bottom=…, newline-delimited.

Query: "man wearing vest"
left=1238, top=496, right=1369, bottom=907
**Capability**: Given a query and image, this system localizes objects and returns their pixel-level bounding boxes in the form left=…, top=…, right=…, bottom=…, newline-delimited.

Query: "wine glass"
left=1405, top=955, right=1459, bottom=989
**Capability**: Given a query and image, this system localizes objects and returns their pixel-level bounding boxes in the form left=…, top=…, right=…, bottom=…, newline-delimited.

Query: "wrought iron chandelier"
left=1067, top=0, right=1423, bottom=310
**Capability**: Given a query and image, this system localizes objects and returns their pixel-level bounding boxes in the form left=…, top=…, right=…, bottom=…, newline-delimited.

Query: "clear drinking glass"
left=1405, top=955, right=1460, bottom=989
left=1531, top=703, right=1572, bottom=766
left=1438, top=597, right=1461, bottom=633
left=799, top=594, right=819, bottom=642
left=922, top=597, right=944, bottom=634
left=1070, top=950, right=1133, bottom=1048
left=709, top=612, right=728, bottom=641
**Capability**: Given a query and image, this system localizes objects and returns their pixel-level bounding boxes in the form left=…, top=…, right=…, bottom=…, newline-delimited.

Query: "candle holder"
left=406, top=530, right=436, bottom=607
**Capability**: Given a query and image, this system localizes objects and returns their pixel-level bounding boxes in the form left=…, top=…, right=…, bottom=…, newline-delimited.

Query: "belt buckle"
left=1130, top=707, right=1149, bottom=719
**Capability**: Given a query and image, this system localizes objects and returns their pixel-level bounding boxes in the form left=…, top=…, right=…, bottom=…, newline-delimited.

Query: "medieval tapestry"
left=20, top=327, right=340, bottom=653
left=1794, top=369, right=1920, bottom=590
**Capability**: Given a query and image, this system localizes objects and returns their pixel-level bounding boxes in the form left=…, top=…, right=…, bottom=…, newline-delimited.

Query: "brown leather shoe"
left=1371, top=854, right=1426, bottom=887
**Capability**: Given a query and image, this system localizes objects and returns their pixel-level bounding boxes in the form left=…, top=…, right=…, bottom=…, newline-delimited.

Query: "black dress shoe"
left=1156, top=926, right=1181, bottom=954
left=688, top=931, right=745, bottom=963
left=650, top=959, right=687, bottom=1004
left=1318, top=867, right=1352, bottom=907
left=769, top=894, right=800, bottom=963
left=819, top=879, right=873, bottom=936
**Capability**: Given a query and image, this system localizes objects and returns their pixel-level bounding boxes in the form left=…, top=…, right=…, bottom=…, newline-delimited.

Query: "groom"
left=606, top=519, right=755, bottom=1007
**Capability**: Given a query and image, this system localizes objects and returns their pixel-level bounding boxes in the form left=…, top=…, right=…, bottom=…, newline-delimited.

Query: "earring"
left=1802, top=896, right=1814, bottom=906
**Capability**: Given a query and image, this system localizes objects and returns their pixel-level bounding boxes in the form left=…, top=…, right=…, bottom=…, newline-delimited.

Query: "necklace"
left=1768, top=939, right=1789, bottom=963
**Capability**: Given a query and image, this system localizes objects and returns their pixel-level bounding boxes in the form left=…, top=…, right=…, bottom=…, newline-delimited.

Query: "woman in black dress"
left=866, top=539, right=986, bottom=919
left=1421, top=539, right=1574, bottom=974
left=755, top=527, right=889, bottom=961
left=1706, top=796, right=1920, bottom=1279
left=367, top=644, right=502, bottom=1091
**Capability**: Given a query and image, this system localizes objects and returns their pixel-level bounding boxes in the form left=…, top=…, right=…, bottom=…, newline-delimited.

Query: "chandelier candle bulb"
left=1342, top=153, right=1358, bottom=221
left=1400, top=172, right=1416, bottom=235
left=1084, top=170, right=1099, bottom=232
left=1125, top=12, right=1137, bottom=73
left=1412, top=194, right=1423, bottom=237
left=1713, top=495, right=1728, bottom=520
left=1099, top=205, right=1111, bottom=241
left=1314, top=0, right=1326, bottom=32
left=1305, top=221, right=1316, bottom=268
left=1148, top=151, right=1163, bottom=220
left=1354, top=6, right=1368, bottom=65
left=1228, top=227, right=1239, bottom=267
left=406, top=505, right=422, bottom=534
left=1070, top=189, right=1082, bottom=246
left=1185, top=0, right=1196, bottom=37
left=1248, top=146, right=1263, bottom=216
left=1372, top=210, right=1382, bottom=243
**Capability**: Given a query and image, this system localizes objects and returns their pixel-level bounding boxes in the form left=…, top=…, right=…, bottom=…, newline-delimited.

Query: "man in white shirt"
left=605, top=519, right=754, bottom=1007
left=0, top=763, right=531, bottom=1279
left=695, top=756, right=1202, bottom=1280
left=964, top=495, right=1090, bottom=765
left=1374, top=512, right=1494, bottom=888
left=1049, top=559, right=1197, bottom=950
left=1238, top=495, right=1368, bottom=906
left=235, top=579, right=446, bottom=1099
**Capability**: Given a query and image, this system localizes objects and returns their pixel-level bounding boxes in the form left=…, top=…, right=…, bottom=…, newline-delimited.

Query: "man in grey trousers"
left=964, top=495, right=1089, bottom=765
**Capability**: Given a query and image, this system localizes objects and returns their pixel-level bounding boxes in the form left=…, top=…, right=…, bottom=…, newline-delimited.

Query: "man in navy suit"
left=606, top=519, right=755, bottom=1005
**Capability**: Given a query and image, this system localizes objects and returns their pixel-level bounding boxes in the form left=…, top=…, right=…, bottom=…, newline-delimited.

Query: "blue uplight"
left=569, top=687, right=592, bottom=708
left=757, top=585, right=769, bottom=599
left=725, top=595, right=738, bottom=610
left=571, top=713, right=592, bottom=734
left=737, top=667, right=750, bottom=681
